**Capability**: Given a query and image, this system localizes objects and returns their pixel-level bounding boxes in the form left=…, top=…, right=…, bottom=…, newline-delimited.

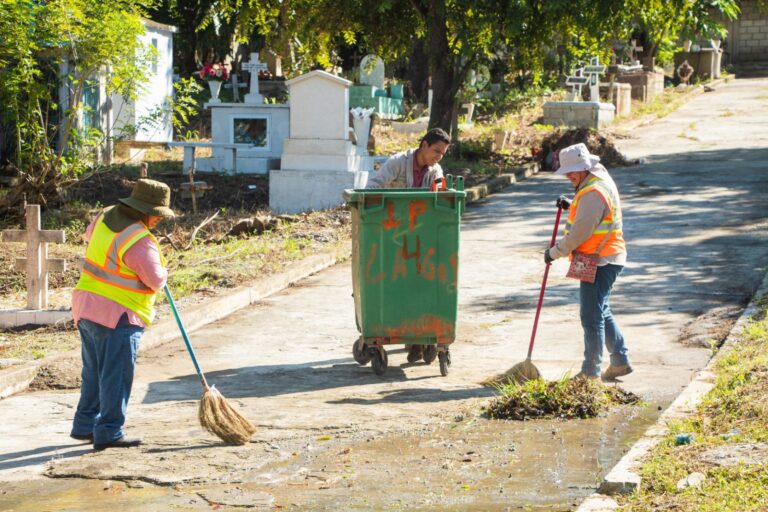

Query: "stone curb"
left=576, top=270, right=768, bottom=511
left=0, top=162, right=540, bottom=400
left=463, top=161, right=540, bottom=203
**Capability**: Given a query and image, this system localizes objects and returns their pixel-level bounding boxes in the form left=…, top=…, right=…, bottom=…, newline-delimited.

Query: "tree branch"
left=184, top=210, right=220, bottom=250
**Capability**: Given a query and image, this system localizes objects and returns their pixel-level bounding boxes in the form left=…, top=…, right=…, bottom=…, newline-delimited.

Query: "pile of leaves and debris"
left=484, top=377, right=640, bottom=421
left=537, top=128, right=631, bottom=171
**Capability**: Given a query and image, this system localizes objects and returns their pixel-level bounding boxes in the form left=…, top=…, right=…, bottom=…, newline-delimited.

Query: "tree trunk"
left=406, top=38, right=429, bottom=102
left=425, top=0, right=454, bottom=133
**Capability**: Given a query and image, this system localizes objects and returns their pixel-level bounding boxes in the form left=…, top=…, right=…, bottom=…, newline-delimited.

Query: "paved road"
left=2, top=78, right=768, bottom=511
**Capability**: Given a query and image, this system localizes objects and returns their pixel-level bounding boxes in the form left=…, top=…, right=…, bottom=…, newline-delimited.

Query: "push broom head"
left=198, top=385, right=257, bottom=445
left=482, top=359, right=542, bottom=387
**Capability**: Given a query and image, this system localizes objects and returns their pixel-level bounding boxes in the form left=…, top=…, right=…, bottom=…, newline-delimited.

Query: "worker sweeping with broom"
left=70, top=179, right=177, bottom=450
left=545, top=143, right=632, bottom=382
left=70, top=179, right=255, bottom=450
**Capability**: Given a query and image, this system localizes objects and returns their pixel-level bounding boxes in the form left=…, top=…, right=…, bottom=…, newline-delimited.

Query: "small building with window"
left=57, top=19, right=177, bottom=163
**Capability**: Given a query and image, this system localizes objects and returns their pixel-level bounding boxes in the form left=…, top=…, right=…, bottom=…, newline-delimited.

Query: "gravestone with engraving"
left=350, top=55, right=403, bottom=119
left=270, top=71, right=370, bottom=213
left=359, top=55, right=385, bottom=89
left=243, top=53, right=268, bottom=105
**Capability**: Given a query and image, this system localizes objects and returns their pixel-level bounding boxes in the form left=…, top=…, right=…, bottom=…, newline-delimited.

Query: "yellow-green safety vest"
left=75, top=215, right=163, bottom=325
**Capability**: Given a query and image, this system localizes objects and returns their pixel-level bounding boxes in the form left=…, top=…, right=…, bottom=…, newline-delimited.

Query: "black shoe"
left=70, top=433, right=94, bottom=442
left=406, top=345, right=424, bottom=363
left=93, top=436, right=143, bottom=451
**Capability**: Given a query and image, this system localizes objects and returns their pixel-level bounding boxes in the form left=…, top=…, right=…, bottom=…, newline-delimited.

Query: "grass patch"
left=484, top=376, right=640, bottom=421
left=0, top=322, right=80, bottom=362
left=619, top=297, right=768, bottom=511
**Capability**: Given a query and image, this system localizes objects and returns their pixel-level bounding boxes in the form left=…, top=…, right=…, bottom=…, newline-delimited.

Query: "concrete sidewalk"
left=2, top=78, right=768, bottom=510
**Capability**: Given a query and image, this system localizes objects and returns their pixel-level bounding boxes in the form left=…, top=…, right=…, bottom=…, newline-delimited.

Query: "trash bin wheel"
left=352, top=338, right=372, bottom=365
left=371, top=347, right=388, bottom=376
left=423, top=345, right=438, bottom=364
left=438, top=350, right=451, bottom=376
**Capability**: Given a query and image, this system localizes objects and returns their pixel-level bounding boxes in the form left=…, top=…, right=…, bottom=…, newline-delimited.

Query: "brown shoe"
left=601, top=364, right=633, bottom=382
left=572, top=372, right=598, bottom=381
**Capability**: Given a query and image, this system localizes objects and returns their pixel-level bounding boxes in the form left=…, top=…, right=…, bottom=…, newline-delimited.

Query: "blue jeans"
left=71, top=314, right=143, bottom=445
left=579, top=264, right=629, bottom=376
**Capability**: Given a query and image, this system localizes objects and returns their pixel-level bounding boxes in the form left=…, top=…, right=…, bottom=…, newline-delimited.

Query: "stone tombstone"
left=583, top=56, right=606, bottom=102
left=628, top=39, right=643, bottom=64
left=359, top=54, right=385, bottom=89
left=1, top=205, right=66, bottom=310
left=243, top=52, right=268, bottom=104
left=565, top=68, right=589, bottom=101
left=288, top=70, right=351, bottom=140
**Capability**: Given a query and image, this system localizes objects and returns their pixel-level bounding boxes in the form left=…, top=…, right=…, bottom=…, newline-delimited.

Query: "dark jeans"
left=579, top=264, right=629, bottom=376
left=71, top=314, right=143, bottom=445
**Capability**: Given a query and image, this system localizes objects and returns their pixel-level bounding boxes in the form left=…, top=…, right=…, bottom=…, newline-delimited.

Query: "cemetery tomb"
left=270, top=70, right=371, bottom=214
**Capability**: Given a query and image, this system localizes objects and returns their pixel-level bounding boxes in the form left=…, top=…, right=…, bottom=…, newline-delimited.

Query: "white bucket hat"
left=554, top=143, right=601, bottom=175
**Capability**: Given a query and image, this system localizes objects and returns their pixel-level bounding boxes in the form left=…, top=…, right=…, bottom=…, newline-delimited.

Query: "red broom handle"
left=526, top=206, right=563, bottom=359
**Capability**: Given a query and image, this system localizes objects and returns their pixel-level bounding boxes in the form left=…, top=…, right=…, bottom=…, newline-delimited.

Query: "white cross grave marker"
left=243, top=53, right=268, bottom=104
left=583, top=56, right=607, bottom=102
left=1, top=205, right=66, bottom=310
left=629, top=39, right=644, bottom=64
left=565, top=67, right=589, bottom=101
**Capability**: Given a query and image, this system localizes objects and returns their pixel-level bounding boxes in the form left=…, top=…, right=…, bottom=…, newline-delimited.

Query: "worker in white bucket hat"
left=546, top=143, right=632, bottom=382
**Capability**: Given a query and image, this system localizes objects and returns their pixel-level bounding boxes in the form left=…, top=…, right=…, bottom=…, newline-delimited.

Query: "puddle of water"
left=238, top=401, right=662, bottom=511
left=0, top=400, right=663, bottom=511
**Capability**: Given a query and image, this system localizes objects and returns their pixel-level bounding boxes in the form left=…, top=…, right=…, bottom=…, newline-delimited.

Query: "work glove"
left=544, top=248, right=554, bottom=265
left=556, top=195, right=571, bottom=211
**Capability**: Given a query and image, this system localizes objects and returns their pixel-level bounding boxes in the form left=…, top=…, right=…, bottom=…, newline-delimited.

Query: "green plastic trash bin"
left=343, top=176, right=465, bottom=376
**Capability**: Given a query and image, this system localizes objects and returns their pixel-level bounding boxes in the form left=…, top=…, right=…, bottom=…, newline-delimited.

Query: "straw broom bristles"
left=481, top=359, right=542, bottom=387
left=198, top=385, right=257, bottom=445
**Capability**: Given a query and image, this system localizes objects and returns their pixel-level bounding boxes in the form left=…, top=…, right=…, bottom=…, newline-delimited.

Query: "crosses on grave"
left=565, top=67, right=589, bottom=101
left=243, top=52, right=268, bottom=104
left=1, top=205, right=66, bottom=310
left=629, top=39, right=644, bottom=64
left=583, top=56, right=607, bottom=102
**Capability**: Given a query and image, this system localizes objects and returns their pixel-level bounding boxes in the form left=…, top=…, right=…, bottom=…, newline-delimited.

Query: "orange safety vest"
left=565, top=175, right=626, bottom=257
left=75, top=214, right=163, bottom=325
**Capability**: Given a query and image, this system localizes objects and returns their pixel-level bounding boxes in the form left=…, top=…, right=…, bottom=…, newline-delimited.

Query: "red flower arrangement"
left=198, top=63, right=229, bottom=82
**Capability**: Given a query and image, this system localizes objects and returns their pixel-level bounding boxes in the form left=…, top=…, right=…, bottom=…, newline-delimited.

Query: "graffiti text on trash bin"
left=365, top=198, right=459, bottom=292
left=381, top=199, right=428, bottom=232
left=373, top=314, right=455, bottom=341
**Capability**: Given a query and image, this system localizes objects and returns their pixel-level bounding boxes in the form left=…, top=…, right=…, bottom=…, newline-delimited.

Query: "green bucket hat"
left=118, top=179, right=175, bottom=218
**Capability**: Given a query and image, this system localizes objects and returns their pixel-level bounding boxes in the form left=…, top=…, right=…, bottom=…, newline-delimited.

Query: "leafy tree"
left=0, top=0, right=153, bottom=214
left=625, top=0, right=739, bottom=60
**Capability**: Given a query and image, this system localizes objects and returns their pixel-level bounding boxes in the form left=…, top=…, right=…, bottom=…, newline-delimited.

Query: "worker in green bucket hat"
left=70, top=179, right=175, bottom=450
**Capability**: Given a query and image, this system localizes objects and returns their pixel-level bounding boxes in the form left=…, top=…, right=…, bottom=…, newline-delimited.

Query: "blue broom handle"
left=164, top=285, right=209, bottom=388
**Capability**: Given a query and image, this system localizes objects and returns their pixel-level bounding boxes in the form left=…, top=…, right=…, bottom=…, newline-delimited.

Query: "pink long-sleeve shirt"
left=72, top=217, right=168, bottom=329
